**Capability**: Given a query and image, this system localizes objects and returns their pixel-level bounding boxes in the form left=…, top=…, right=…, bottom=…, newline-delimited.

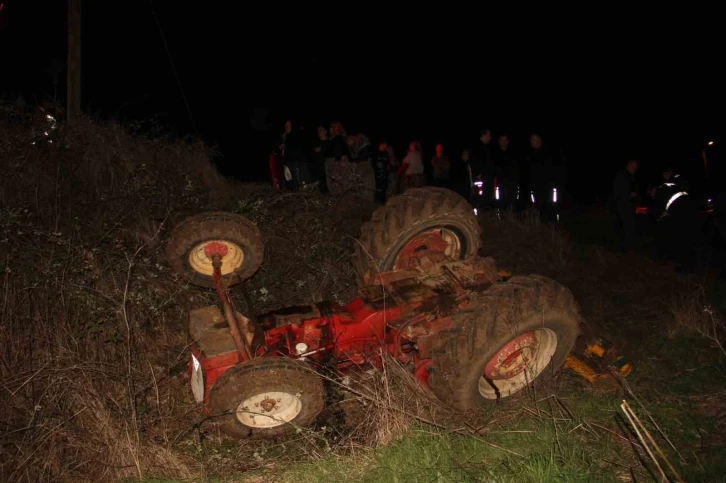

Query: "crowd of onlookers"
left=268, top=120, right=567, bottom=220
left=268, top=119, right=726, bottom=276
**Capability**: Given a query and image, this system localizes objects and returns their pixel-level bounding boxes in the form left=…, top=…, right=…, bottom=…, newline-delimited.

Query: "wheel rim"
left=393, top=228, right=463, bottom=270
left=236, top=391, right=302, bottom=429
left=479, top=328, right=558, bottom=399
left=188, top=240, right=245, bottom=276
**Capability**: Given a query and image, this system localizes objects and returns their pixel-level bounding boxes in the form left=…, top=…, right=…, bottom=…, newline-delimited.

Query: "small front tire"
left=208, top=357, right=325, bottom=439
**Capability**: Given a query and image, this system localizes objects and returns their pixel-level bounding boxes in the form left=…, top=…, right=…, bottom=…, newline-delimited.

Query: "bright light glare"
left=708, top=141, right=714, bottom=145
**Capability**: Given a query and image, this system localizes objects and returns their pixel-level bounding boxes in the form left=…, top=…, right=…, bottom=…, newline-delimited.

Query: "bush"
left=0, top=104, right=223, bottom=482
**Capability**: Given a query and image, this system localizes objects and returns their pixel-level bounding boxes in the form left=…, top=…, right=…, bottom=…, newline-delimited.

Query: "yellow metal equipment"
left=565, top=338, right=632, bottom=384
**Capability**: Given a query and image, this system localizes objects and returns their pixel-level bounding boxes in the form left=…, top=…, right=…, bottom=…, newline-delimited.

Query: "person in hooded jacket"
left=312, top=125, right=331, bottom=193
left=373, top=141, right=392, bottom=204
left=278, top=120, right=308, bottom=190
left=608, top=159, right=639, bottom=252
left=324, top=121, right=350, bottom=195
left=526, top=134, right=561, bottom=216
left=492, top=133, right=519, bottom=210
left=472, top=129, right=494, bottom=206
left=652, top=166, right=700, bottom=272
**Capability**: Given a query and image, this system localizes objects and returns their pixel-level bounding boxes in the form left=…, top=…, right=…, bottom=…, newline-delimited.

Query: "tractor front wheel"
left=208, top=357, right=325, bottom=439
left=165, top=211, right=264, bottom=288
left=428, top=275, right=581, bottom=411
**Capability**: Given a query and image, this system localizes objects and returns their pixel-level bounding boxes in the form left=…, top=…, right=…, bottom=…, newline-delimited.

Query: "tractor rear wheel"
left=353, top=187, right=481, bottom=285
left=208, top=357, right=325, bottom=439
left=428, top=275, right=581, bottom=411
left=165, top=211, right=263, bottom=288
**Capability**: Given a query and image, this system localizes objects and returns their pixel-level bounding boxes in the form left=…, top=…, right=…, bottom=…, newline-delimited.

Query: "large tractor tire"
left=165, top=211, right=264, bottom=288
left=427, top=275, right=581, bottom=411
left=353, top=187, right=481, bottom=285
left=208, top=357, right=325, bottom=439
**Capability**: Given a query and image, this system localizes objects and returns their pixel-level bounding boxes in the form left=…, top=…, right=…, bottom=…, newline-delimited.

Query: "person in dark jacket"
left=472, top=129, right=494, bottom=206
left=492, top=133, right=519, bottom=210
left=609, top=159, right=639, bottom=252
left=450, top=148, right=483, bottom=206
left=324, top=121, right=350, bottom=195
left=311, top=125, right=330, bottom=193
left=269, top=142, right=284, bottom=191
left=652, top=168, right=700, bottom=272
left=279, top=120, right=307, bottom=190
left=431, top=143, right=451, bottom=188
left=662, top=166, right=690, bottom=192
left=372, top=141, right=391, bottom=204
left=526, top=134, right=555, bottom=212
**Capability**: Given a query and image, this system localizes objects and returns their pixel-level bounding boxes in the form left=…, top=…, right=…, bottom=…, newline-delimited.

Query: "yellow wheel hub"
left=188, top=240, right=245, bottom=276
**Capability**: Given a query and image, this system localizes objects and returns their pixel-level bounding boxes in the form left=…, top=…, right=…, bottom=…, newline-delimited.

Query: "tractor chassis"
left=188, top=247, right=503, bottom=414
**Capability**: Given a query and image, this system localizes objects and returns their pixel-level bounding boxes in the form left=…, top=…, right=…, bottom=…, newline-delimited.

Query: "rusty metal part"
left=211, top=254, right=252, bottom=361
left=259, top=398, right=277, bottom=412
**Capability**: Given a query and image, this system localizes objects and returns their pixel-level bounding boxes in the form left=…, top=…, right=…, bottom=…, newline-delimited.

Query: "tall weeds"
left=0, top=106, right=218, bottom=482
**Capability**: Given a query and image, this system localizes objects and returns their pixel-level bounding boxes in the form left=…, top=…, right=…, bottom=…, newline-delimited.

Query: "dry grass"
left=317, top=353, right=453, bottom=448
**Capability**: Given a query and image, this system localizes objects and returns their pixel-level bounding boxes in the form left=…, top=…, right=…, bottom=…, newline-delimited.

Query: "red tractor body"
left=168, top=188, right=584, bottom=438
left=189, top=253, right=501, bottom=414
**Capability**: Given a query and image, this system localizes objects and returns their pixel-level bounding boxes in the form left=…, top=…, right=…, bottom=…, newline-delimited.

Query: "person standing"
left=373, top=141, right=392, bottom=204
left=493, top=133, right=518, bottom=209
left=269, top=142, right=284, bottom=191
left=431, top=143, right=451, bottom=188
left=324, top=121, right=350, bottom=196
left=472, top=129, right=494, bottom=205
left=386, top=145, right=400, bottom=199
left=609, top=159, right=639, bottom=252
left=312, top=125, right=330, bottom=193
left=398, top=141, right=425, bottom=191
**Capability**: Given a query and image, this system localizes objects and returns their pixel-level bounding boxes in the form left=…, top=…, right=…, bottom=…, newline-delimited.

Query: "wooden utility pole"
left=66, top=0, right=81, bottom=120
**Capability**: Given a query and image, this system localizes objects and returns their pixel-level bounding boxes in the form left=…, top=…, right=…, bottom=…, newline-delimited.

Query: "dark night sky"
left=2, top=1, right=723, bottom=203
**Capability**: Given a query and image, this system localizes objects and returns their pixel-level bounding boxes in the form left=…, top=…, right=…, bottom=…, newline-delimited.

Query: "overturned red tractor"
left=165, top=187, right=582, bottom=438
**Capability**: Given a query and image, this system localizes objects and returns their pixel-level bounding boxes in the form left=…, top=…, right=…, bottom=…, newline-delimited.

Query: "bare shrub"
left=667, top=286, right=726, bottom=354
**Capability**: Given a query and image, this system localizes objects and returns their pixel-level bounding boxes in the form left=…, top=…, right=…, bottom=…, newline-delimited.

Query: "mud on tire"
left=208, top=357, right=325, bottom=439
left=427, top=275, right=581, bottom=411
left=353, top=187, right=481, bottom=285
left=165, top=211, right=263, bottom=288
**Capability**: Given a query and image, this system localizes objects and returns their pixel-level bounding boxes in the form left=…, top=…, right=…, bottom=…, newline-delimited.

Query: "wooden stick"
left=622, top=401, right=685, bottom=483
left=620, top=401, right=668, bottom=482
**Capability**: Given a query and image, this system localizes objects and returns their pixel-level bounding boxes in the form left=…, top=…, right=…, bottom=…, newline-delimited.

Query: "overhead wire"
left=147, top=0, right=200, bottom=138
